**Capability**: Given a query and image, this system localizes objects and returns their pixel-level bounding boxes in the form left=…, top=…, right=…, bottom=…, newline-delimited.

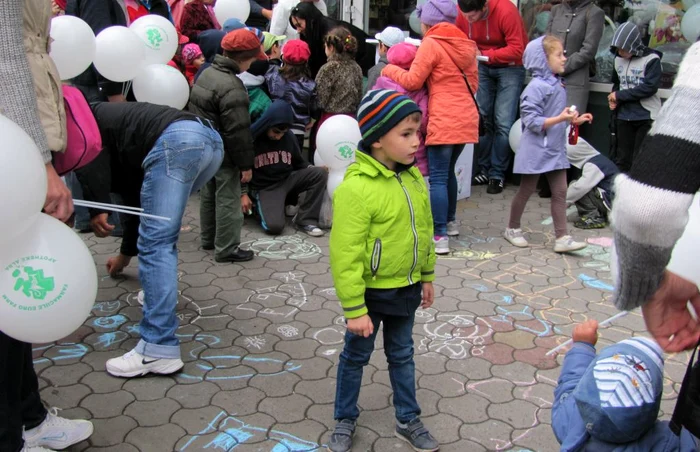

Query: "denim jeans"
left=476, top=65, right=526, bottom=181
left=428, top=144, right=463, bottom=237
left=334, top=311, right=420, bottom=424
left=135, top=120, right=223, bottom=359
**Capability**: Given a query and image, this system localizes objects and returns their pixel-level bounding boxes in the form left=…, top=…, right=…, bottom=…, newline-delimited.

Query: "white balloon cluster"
left=314, top=115, right=363, bottom=198
left=0, top=115, right=97, bottom=343
left=50, top=14, right=190, bottom=109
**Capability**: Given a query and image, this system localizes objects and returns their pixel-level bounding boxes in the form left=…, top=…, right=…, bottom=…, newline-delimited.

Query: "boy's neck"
left=370, top=149, right=397, bottom=171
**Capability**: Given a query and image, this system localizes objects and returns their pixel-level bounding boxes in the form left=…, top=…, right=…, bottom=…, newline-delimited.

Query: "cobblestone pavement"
left=35, top=185, right=690, bottom=452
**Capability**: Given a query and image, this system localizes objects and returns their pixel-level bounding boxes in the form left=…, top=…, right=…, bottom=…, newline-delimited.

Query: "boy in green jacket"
left=328, top=90, right=438, bottom=452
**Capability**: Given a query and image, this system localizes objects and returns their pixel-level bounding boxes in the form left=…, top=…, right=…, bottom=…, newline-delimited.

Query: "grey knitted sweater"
left=0, top=0, right=52, bottom=163
left=612, top=41, right=700, bottom=311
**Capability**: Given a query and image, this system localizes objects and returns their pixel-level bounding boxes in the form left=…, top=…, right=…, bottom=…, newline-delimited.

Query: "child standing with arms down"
left=504, top=36, right=591, bottom=253
left=328, top=90, right=439, bottom=452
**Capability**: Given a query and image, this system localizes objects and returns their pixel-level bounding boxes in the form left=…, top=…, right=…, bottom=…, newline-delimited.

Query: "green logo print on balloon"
left=338, top=145, right=353, bottom=159
left=12, top=266, right=55, bottom=300
left=146, top=28, right=163, bottom=48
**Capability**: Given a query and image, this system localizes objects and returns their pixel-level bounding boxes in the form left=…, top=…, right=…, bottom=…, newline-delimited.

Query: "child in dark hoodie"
left=553, top=320, right=698, bottom=451
left=608, top=22, right=662, bottom=173
left=241, top=100, right=328, bottom=237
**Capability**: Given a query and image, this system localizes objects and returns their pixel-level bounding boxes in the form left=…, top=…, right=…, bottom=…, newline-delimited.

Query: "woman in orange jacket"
left=382, top=0, right=479, bottom=255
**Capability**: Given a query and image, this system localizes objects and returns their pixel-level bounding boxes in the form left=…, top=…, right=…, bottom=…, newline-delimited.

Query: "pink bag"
left=53, top=85, right=102, bottom=176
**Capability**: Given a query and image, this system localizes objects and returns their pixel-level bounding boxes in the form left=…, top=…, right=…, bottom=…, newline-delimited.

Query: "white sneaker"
left=23, top=407, right=93, bottom=450
left=434, top=236, right=450, bottom=255
left=503, top=228, right=529, bottom=247
left=447, top=221, right=460, bottom=237
left=285, top=205, right=299, bottom=217
left=553, top=235, right=587, bottom=253
left=106, top=349, right=184, bottom=378
left=21, top=447, right=56, bottom=452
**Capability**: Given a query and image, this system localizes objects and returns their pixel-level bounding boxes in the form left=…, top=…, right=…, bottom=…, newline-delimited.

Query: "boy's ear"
left=370, top=140, right=382, bottom=151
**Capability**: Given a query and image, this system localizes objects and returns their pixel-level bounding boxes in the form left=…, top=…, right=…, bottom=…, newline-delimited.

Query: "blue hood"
left=198, top=30, right=226, bottom=62
left=524, top=36, right=558, bottom=85
left=251, top=100, right=294, bottom=139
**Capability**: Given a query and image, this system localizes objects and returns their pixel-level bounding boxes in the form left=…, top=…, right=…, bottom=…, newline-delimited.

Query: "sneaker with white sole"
left=295, top=223, right=325, bottom=237
left=434, top=236, right=450, bottom=255
left=23, top=407, right=93, bottom=450
left=553, top=235, right=587, bottom=253
left=446, top=221, right=459, bottom=237
left=21, top=447, right=56, bottom=452
left=503, top=228, right=529, bottom=247
left=106, top=349, right=184, bottom=378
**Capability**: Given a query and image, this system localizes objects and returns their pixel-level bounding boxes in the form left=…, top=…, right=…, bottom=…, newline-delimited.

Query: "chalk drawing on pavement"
left=240, top=235, right=322, bottom=260
left=237, top=271, right=309, bottom=319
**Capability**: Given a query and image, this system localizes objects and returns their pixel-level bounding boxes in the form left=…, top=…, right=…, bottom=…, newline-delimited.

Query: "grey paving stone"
left=438, top=393, right=491, bottom=424
left=40, top=383, right=91, bottom=410
left=295, top=378, right=337, bottom=405
left=166, top=381, right=219, bottom=408
left=125, top=424, right=186, bottom=452
left=170, top=406, right=229, bottom=435
left=288, top=356, right=334, bottom=380
left=80, top=390, right=136, bottom=418
left=211, top=387, right=265, bottom=415
left=122, top=376, right=176, bottom=401
left=357, top=383, right=392, bottom=411
left=123, top=398, right=181, bottom=427
left=488, top=399, right=540, bottom=429
left=89, top=416, right=138, bottom=447
left=40, top=362, right=92, bottom=387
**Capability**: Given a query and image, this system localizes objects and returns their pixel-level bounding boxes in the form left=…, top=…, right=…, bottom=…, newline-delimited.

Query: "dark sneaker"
left=395, top=418, right=439, bottom=452
left=327, top=419, right=355, bottom=452
left=215, top=247, right=254, bottom=263
left=486, top=179, right=504, bottom=194
left=574, top=216, right=607, bottom=229
left=295, top=223, right=325, bottom=237
left=472, top=173, right=489, bottom=185
left=201, top=243, right=214, bottom=251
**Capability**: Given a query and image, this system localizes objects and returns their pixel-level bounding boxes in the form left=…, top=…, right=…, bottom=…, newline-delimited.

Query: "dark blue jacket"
left=265, top=66, right=318, bottom=135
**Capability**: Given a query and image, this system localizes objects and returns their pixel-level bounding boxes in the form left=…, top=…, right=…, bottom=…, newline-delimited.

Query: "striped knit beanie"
left=357, top=90, right=421, bottom=148
left=610, top=21, right=645, bottom=57
left=573, top=337, right=664, bottom=443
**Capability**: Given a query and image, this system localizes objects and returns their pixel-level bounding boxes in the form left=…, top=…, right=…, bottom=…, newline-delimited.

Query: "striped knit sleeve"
left=0, top=0, right=52, bottom=163
left=612, top=41, right=700, bottom=311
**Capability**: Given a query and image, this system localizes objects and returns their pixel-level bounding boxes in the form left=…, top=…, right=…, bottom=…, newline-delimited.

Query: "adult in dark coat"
left=546, top=0, right=604, bottom=110
left=289, top=2, right=374, bottom=77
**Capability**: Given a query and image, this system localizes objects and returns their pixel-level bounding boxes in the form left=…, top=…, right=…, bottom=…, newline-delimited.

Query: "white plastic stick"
left=74, top=199, right=144, bottom=212
left=73, top=200, right=170, bottom=221
left=546, top=311, right=629, bottom=356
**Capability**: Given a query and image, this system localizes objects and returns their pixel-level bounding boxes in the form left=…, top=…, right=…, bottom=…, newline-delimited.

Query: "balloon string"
left=545, top=311, right=630, bottom=356
left=73, top=200, right=170, bottom=221
left=122, top=80, right=133, bottom=98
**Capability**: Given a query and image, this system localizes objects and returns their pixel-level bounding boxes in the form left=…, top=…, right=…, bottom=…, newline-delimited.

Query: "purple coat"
left=373, top=75, right=430, bottom=176
left=514, top=37, right=570, bottom=175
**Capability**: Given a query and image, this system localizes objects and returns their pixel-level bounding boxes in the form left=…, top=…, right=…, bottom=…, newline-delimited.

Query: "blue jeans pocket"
left=164, top=142, right=205, bottom=184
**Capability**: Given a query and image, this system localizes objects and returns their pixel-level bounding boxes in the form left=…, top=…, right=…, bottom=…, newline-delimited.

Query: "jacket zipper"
left=396, top=174, right=418, bottom=285
left=371, top=238, right=382, bottom=280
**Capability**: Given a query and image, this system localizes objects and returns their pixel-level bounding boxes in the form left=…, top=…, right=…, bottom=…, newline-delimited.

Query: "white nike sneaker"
left=21, top=447, right=56, bottom=452
left=106, top=349, right=184, bottom=378
left=23, top=407, right=93, bottom=450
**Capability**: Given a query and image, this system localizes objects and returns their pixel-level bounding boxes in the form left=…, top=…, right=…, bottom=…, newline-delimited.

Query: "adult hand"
left=44, top=163, right=74, bottom=222
left=558, top=107, right=577, bottom=123
left=241, top=194, right=253, bottom=214
left=346, top=314, right=374, bottom=338
left=241, top=170, right=252, bottom=183
left=607, top=92, right=617, bottom=104
left=107, top=94, right=127, bottom=103
left=574, top=113, right=593, bottom=125
left=106, top=253, right=132, bottom=277
left=642, top=271, right=700, bottom=352
left=90, top=213, right=115, bottom=237
left=421, top=282, right=434, bottom=309
left=572, top=319, right=599, bottom=346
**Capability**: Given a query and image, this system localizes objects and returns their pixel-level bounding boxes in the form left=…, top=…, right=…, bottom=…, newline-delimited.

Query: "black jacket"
left=76, top=102, right=195, bottom=256
left=188, top=55, right=255, bottom=170
left=65, top=0, right=170, bottom=98
left=302, top=17, right=375, bottom=78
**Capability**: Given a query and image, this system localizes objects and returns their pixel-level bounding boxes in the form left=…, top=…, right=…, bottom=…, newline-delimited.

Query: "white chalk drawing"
left=277, top=324, right=299, bottom=338
left=240, top=235, right=322, bottom=260
left=237, top=271, right=309, bottom=318
left=244, top=336, right=266, bottom=350
left=420, top=311, right=494, bottom=359
left=312, top=326, right=346, bottom=345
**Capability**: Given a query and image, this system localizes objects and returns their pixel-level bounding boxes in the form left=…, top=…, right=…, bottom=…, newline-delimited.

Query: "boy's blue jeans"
left=334, top=311, right=421, bottom=424
left=135, top=120, right=223, bottom=359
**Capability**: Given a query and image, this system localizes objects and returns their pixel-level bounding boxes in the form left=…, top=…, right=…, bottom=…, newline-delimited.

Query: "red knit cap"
left=221, top=29, right=265, bottom=58
left=282, top=39, right=311, bottom=65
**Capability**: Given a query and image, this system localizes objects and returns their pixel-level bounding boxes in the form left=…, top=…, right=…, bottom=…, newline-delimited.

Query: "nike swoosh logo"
left=42, top=433, right=67, bottom=440
left=142, top=358, right=159, bottom=364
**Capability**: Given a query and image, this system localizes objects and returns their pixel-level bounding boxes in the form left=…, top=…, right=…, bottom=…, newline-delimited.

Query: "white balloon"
left=313, top=151, right=326, bottom=167
left=409, top=10, right=422, bottom=35
left=682, top=5, right=700, bottom=42
left=683, top=0, right=700, bottom=11
left=668, top=194, right=700, bottom=286
left=133, top=64, right=190, bottom=109
left=509, top=119, right=522, bottom=154
left=0, top=115, right=47, bottom=247
left=327, top=169, right=346, bottom=199
left=49, top=15, right=96, bottom=80
left=0, top=214, right=97, bottom=344
left=130, top=14, right=179, bottom=65
left=214, top=0, right=251, bottom=24
left=94, top=26, right=146, bottom=82
left=316, top=115, right=361, bottom=170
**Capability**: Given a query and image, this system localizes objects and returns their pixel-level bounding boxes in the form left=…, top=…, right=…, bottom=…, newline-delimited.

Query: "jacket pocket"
left=371, top=238, right=382, bottom=279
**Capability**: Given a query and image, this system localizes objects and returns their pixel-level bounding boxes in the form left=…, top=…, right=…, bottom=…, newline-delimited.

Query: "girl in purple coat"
left=504, top=36, right=593, bottom=253
left=373, top=42, right=430, bottom=176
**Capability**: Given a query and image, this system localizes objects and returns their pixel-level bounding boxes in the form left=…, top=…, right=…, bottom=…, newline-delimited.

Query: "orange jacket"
left=382, top=23, right=479, bottom=146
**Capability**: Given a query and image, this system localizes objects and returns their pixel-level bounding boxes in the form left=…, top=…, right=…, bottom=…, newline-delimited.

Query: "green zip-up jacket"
left=330, top=151, right=436, bottom=319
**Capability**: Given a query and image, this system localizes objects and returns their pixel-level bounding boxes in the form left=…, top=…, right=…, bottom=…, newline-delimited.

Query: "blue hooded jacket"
left=194, top=30, right=226, bottom=83
left=553, top=341, right=698, bottom=452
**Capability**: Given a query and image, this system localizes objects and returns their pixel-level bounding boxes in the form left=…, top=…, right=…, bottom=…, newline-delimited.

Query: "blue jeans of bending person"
left=476, top=65, right=526, bottom=181
left=135, top=119, right=223, bottom=359
left=428, top=144, right=463, bottom=237
left=334, top=311, right=420, bottom=424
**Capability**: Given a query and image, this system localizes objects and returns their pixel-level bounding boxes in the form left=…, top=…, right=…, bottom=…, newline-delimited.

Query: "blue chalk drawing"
left=578, top=274, right=614, bottom=292
left=125, top=324, right=140, bottom=335
left=33, top=343, right=89, bottom=365
left=94, top=331, right=129, bottom=349
left=92, top=300, right=122, bottom=314
left=493, top=306, right=552, bottom=337
left=90, top=314, right=128, bottom=330
left=180, top=410, right=322, bottom=451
